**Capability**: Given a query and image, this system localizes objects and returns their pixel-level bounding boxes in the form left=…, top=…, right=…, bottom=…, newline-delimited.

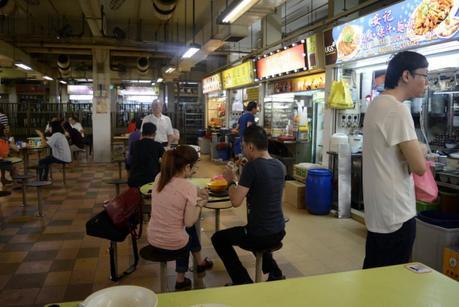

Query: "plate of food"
left=207, top=176, right=228, bottom=193
left=409, top=0, right=458, bottom=39
left=336, top=25, right=362, bottom=60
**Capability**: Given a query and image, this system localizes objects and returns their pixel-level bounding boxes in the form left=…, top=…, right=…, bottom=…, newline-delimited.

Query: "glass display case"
left=207, top=92, right=226, bottom=128
left=424, top=69, right=459, bottom=150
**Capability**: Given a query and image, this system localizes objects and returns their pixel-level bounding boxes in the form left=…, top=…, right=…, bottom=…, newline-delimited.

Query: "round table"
left=140, top=178, right=232, bottom=232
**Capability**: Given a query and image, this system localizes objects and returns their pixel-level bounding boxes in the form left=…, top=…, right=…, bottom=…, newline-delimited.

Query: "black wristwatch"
left=228, top=181, right=237, bottom=188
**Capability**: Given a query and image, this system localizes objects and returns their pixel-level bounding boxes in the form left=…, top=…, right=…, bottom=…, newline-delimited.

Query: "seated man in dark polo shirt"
left=212, top=125, right=286, bottom=285
left=128, top=123, right=165, bottom=188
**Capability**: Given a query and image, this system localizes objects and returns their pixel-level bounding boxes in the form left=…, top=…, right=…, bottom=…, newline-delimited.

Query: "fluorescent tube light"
left=136, top=80, right=151, bottom=83
left=15, top=63, right=32, bottom=70
left=182, top=43, right=200, bottom=58
left=165, top=67, right=176, bottom=73
left=157, top=78, right=163, bottom=83
left=59, top=80, right=67, bottom=84
left=218, top=0, right=259, bottom=24
left=43, top=76, right=53, bottom=81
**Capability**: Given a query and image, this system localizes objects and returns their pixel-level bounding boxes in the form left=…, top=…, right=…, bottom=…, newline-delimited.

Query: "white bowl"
left=81, top=286, right=158, bottom=307
left=445, top=143, right=457, bottom=149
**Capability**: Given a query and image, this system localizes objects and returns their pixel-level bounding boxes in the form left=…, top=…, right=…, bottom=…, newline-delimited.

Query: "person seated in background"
left=127, top=123, right=164, bottom=188
left=146, top=145, right=213, bottom=291
left=45, top=117, right=58, bottom=136
left=127, top=118, right=137, bottom=133
left=125, top=119, right=142, bottom=171
left=212, top=125, right=286, bottom=285
left=69, top=116, right=84, bottom=137
left=62, top=121, right=85, bottom=158
left=35, top=121, right=72, bottom=181
left=0, top=123, right=18, bottom=185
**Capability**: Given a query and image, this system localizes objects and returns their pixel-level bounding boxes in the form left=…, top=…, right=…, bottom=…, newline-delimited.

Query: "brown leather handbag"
left=105, top=187, right=143, bottom=238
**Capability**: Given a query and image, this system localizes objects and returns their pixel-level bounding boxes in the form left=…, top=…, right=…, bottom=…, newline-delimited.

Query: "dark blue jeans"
left=38, top=156, right=65, bottom=181
left=150, top=225, right=202, bottom=273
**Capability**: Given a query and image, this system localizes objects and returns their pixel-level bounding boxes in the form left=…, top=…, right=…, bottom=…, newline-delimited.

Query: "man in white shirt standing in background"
left=362, top=51, right=428, bottom=269
left=141, top=99, right=175, bottom=147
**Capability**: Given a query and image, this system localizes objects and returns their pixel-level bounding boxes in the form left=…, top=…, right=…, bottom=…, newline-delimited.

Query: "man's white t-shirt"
left=363, top=94, right=417, bottom=234
left=47, top=132, right=72, bottom=163
left=141, top=114, right=173, bottom=143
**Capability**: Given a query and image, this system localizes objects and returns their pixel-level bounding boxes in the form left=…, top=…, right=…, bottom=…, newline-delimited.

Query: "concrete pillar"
left=48, top=80, right=59, bottom=104
left=91, top=48, right=112, bottom=162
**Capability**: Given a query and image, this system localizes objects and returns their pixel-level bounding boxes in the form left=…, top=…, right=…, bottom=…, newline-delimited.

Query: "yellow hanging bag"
left=327, top=80, right=354, bottom=109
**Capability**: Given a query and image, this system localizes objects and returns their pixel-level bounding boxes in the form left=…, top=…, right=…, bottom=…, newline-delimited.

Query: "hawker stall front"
left=323, top=0, right=459, bottom=267
left=202, top=73, right=225, bottom=156
left=257, top=34, right=326, bottom=177
left=218, top=61, right=258, bottom=161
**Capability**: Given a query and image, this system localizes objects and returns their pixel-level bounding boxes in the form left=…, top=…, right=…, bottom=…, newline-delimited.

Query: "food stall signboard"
left=222, top=61, right=254, bottom=89
left=291, top=73, right=326, bottom=92
left=203, top=73, right=222, bottom=93
left=256, top=44, right=307, bottom=79
left=325, top=0, right=459, bottom=65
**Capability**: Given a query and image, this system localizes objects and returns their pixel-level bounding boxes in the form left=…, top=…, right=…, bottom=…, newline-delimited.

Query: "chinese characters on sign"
left=324, top=0, right=459, bottom=65
left=222, top=61, right=254, bottom=89
left=203, top=73, right=222, bottom=94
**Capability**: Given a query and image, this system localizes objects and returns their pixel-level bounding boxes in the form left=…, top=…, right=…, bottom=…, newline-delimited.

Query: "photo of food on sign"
left=336, top=25, right=362, bottom=59
left=331, top=0, right=459, bottom=63
left=410, top=0, right=458, bottom=38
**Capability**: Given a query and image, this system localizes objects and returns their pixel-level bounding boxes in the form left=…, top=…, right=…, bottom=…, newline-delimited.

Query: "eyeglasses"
left=412, top=73, right=428, bottom=80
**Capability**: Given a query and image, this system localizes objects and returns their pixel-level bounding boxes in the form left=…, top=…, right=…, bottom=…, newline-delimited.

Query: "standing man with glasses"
left=362, top=51, right=428, bottom=269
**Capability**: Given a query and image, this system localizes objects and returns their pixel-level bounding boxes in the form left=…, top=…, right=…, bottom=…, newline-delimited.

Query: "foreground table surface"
left=47, top=264, right=459, bottom=307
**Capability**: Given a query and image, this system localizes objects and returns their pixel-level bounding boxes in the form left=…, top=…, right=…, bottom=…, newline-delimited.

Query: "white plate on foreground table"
left=80, top=285, right=158, bottom=307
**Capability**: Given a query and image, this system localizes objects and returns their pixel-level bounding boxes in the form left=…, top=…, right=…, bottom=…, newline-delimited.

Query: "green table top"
left=45, top=264, right=459, bottom=307
left=140, top=178, right=230, bottom=203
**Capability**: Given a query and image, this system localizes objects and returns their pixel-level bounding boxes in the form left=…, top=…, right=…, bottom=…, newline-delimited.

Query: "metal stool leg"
left=109, top=241, right=119, bottom=281
left=255, top=252, right=263, bottom=282
left=160, top=261, right=168, bottom=293
left=36, top=187, right=43, bottom=217
left=21, top=180, right=27, bottom=207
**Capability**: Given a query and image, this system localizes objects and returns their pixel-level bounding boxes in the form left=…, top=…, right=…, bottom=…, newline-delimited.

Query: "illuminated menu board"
left=222, top=61, right=254, bottom=89
left=324, top=0, right=459, bottom=65
left=203, top=73, right=222, bottom=93
left=256, top=44, right=307, bottom=79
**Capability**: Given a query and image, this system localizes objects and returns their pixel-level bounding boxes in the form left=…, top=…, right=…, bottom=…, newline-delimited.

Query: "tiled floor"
left=0, top=154, right=367, bottom=306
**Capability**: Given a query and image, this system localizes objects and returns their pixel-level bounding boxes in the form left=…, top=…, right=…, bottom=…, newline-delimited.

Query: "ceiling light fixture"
left=157, top=78, right=163, bottom=83
left=182, top=0, right=200, bottom=59
left=217, top=0, right=259, bottom=24
left=59, top=80, right=67, bottom=84
left=182, top=43, right=200, bottom=58
left=165, top=67, right=176, bottom=74
left=15, top=63, right=32, bottom=71
left=43, top=76, right=53, bottom=81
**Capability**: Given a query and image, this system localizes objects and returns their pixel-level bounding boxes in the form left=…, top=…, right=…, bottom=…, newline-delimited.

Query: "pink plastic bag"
left=413, top=160, right=438, bottom=203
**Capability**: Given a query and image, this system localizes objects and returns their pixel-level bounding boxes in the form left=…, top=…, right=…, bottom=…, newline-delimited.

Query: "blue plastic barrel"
left=306, top=168, right=333, bottom=215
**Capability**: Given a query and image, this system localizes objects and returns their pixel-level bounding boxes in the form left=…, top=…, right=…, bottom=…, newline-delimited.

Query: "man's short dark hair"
left=243, top=125, right=267, bottom=150
left=384, top=51, right=428, bottom=89
left=142, top=122, right=156, bottom=136
left=246, top=101, right=257, bottom=111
